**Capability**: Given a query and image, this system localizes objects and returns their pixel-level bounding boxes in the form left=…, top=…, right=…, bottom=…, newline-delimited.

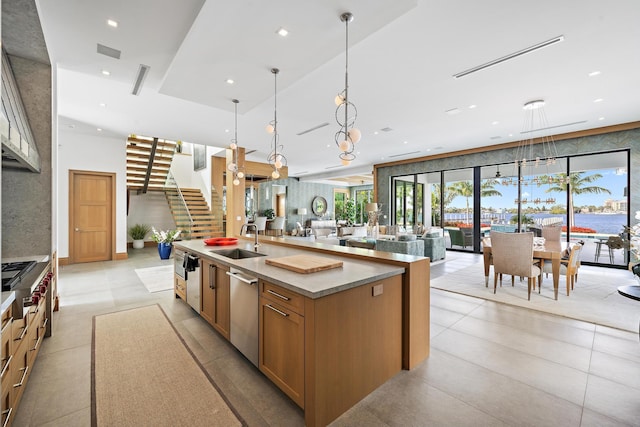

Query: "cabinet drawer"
left=11, top=334, right=29, bottom=403
left=175, top=275, right=186, bottom=300
left=1, top=315, right=12, bottom=384
left=1, top=370, right=13, bottom=427
left=11, top=314, right=29, bottom=344
left=260, top=281, right=304, bottom=315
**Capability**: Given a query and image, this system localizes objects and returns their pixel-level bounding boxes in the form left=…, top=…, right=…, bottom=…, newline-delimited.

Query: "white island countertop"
left=174, top=239, right=405, bottom=299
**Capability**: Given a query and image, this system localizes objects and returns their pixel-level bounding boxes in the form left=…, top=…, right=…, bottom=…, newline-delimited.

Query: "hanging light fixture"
left=509, top=99, right=568, bottom=205
left=334, top=12, right=361, bottom=166
left=227, top=99, right=244, bottom=186
left=266, top=68, right=286, bottom=179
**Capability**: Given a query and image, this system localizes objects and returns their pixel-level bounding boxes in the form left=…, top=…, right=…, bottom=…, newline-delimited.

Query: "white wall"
left=127, top=192, right=176, bottom=242
left=170, top=142, right=213, bottom=207
left=57, top=131, right=127, bottom=258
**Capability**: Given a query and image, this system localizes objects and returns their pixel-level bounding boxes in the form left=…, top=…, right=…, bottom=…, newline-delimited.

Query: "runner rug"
left=92, top=304, right=244, bottom=426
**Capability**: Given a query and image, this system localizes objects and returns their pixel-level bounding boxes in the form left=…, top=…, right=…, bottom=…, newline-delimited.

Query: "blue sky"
left=449, top=169, right=627, bottom=210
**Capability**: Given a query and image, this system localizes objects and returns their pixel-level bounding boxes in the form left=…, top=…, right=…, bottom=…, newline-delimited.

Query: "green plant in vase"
left=128, top=224, right=151, bottom=249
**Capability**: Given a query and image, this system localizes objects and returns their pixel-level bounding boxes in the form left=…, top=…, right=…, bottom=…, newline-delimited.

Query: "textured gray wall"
left=257, top=178, right=338, bottom=232
left=1, top=54, right=52, bottom=257
left=376, top=129, right=640, bottom=226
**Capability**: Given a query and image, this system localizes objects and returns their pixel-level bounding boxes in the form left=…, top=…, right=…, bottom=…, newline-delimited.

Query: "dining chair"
left=543, top=242, right=583, bottom=296
left=254, top=216, right=268, bottom=235
left=268, top=216, right=285, bottom=237
left=490, top=231, right=540, bottom=300
left=541, top=226, right=562, bottom=241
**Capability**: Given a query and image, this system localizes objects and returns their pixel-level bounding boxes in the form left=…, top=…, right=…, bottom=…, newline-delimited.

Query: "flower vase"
left=158, top=242, right=172, bottom=259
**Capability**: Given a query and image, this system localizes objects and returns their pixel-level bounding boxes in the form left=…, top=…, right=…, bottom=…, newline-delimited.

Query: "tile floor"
left=12, top=247, right=640, bottom=426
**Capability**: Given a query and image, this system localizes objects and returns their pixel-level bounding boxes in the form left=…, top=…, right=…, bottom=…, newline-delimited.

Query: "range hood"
left=0, top=48, right=41, bottom=173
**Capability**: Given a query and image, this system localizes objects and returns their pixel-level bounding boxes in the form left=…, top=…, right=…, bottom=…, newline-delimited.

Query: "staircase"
left=165, top=187, right=223, bottom=240
left=126, top=136, right=176, bottom=192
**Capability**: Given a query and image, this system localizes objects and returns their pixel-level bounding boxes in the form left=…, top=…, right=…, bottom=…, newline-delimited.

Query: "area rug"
left=431, top=262, right=640, bottom=332
left=134, top=265, right=174, bottom=292
left=92, top=305, right=245, bottom=426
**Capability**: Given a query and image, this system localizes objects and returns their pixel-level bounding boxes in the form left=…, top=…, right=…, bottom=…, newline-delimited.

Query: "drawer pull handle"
left=0, top=355, right=12, bottom=378
left=13, top=366, right=28, bottom=388
left=42, top=317, right=49, bottom=328
left=31, top=335, right=42, bottom=352
left=267, top=289, right=290, bottom=301
left=1, top=317, right=13, bottom=334
left=14, top=325, right=28, bottom=341
left=2, top=407, right=13, bottom=427
left=266, top=304, right=288, bottom=317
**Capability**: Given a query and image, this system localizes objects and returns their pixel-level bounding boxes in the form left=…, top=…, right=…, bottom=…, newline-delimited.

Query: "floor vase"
left=158, top=243, right=172, bottom=259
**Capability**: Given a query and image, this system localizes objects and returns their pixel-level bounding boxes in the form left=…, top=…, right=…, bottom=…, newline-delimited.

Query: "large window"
left=444, top=169, right=474, bottom=251
left=355, top=188, right=373, bottom=225
left=392, top=176, right=423, bottom=229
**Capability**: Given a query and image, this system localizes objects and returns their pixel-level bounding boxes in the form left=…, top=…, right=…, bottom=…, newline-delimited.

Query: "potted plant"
left=263, top=208, right=275, bottom=220
left=151, top=227, right=182, bottom=259
left=345, top=198, right=356, bottom=226
left=128, top=224, right=151, bottom=249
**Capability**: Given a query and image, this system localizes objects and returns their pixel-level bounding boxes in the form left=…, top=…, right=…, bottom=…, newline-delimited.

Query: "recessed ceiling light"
left=373, top=131, right=379, bottom=135
left=226, top=79, right=234, bottom=85
left=224, top=129, right=230, bottom=133
left=107, top=19, right=118, bottom=28
left=403, top=141, right=408, bottom=144
left=593, top=98, right=603, bottom=103
left=101, top=70, right=110, bottom=76
left=599, top=117, right=605, bottom=121
left=492, top=121, right=499, bottom=125
left=97, top=128, right=103, bottom=132
left=99, top=103, right=106, bottom=107
left=588, top=71, right=601, bottom=77
left=327, top=144, right=331, bottom=148
left=277, top=27, right=289, bottom=37
left=468, top=104, right=477, bottom=109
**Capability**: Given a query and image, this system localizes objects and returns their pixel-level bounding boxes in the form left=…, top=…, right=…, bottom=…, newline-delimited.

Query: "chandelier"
left=266, top=68, right=286, bottom=179
left=334, top=12, right=361, bottom=166
left=227, top=99, right=244, bottom=186
left=507, top=99, right=568, bottom=205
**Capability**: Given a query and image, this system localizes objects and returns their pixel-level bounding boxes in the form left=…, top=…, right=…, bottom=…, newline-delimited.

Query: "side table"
left=617, top=285, right=640, bottom=340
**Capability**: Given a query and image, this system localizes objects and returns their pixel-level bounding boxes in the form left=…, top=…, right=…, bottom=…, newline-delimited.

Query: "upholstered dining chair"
left=268, top=216, right=286, bottom=237
left=543, top=242, right=583, bottom=296
left=490, top=231, right=540, bottom=300
left=541, top=226, right=562, bottom=241
left=254, top=216, right=267, bottom=235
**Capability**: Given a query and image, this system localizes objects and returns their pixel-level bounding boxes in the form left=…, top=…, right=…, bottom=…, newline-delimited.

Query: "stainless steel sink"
left=210, top=248, right=266, bottom=259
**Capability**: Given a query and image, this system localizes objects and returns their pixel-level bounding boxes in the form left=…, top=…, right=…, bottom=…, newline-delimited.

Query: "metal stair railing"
left=164, top=172, right=193, bottom=240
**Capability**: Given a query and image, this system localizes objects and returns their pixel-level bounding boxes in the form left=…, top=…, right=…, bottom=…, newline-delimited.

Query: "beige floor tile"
left=432, top=329, right=589, bottom=405
left=583, top=375, right=640, bottom=425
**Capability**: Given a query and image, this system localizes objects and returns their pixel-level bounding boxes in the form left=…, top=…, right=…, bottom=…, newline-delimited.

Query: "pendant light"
left=334, top=12, right=361, bottom=166
left=227, top=99, right=244, bottom=185
left=266, top=68, right=286, bottom=179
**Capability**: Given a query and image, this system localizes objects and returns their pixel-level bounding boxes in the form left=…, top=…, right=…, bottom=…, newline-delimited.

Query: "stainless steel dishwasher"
left=227, top=268, right=259, bottom=367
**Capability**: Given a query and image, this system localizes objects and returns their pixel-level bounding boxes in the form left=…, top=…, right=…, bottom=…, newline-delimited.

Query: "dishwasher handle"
left=226, top=271, right=258, bottom=285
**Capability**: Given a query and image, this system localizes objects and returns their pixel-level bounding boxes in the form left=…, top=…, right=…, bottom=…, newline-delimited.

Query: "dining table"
left=482, top=237, right=570, bottom=300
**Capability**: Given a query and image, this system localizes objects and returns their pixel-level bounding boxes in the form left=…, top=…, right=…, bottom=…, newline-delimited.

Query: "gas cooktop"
left=1, top=260, right=37, bottom=292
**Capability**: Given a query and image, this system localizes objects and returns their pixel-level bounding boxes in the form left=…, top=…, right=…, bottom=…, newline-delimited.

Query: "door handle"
left=75, top=228, right=81, bottom=232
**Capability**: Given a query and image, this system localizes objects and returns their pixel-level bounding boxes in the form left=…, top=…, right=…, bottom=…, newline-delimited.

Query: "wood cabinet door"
left=200, top=261, right=215, bottom=326
left=212, top=263, right=230, bottom=339
left=259, top=295, right=304, bottom=408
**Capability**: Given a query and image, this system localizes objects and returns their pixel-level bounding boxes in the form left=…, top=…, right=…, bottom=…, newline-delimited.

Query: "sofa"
left=309, top=220, right=337, bottom=238
left=418, top=230, right=446, bottom=261
left=375, top=237, right=424, bottom=257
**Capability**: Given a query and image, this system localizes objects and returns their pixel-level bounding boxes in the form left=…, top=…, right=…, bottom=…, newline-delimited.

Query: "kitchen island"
left=175, top=236, right=430, bottom=427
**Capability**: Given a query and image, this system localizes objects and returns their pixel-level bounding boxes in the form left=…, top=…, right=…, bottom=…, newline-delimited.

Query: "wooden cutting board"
left=265, top=254, right=343, bottom=274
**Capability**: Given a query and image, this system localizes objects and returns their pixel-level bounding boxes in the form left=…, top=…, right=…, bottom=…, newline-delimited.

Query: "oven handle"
left=226, top=271, right=257, bottom=285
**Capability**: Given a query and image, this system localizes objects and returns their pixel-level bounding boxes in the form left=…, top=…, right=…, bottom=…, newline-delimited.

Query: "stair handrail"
left=165, top=171, right=194, bottom=238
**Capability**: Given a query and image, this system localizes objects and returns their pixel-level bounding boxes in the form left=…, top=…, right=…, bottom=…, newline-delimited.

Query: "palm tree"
left=544, top=172, right=611, bottom=226
left=448, top=180, right=503, bottom=224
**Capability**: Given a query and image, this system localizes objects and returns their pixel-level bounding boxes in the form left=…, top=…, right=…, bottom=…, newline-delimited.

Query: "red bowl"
left=204, top=237, right=238, bottom=246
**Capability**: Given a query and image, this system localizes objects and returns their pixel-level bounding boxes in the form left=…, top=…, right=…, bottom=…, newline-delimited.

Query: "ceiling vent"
left=453, top=35, right=564, bottom=79
left=131, top=64, right=150, bottom=96
left=296, top=122, right=329, bottom=136
left=520, top=120, right=587, bottom=134
left=389, top=150, right=420, bottom=158
left=380, top=127, right=393, bottom=132
left=96, top=43, right=121, bottom=59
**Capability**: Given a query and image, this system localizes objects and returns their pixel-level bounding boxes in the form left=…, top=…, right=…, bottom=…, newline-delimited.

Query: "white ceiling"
left=35, top=0, right=640, bottom=183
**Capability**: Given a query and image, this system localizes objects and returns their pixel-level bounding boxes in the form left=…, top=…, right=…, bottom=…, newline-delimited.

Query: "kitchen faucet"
left=245, top=224, right=260, bottom=251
